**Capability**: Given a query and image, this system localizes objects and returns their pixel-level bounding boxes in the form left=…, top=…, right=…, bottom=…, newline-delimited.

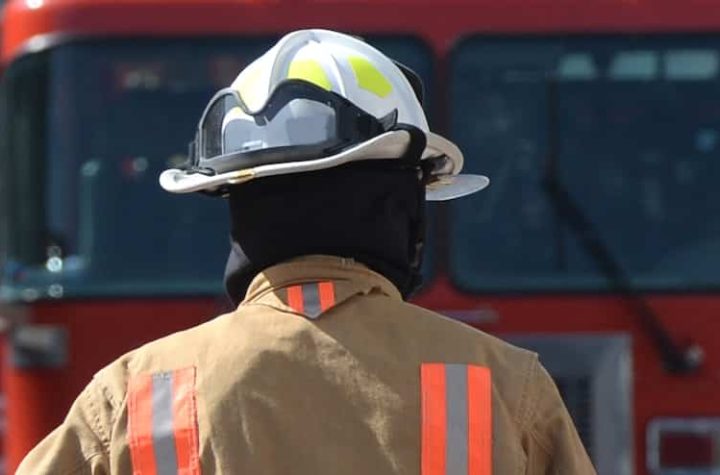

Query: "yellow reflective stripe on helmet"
left=234, top=65, right=265, bottom=110
left=348, top=55, right=393, bottom=98
left=287, top=59, right=332, bottom=91
left=225, top=107, right=247, bottom=121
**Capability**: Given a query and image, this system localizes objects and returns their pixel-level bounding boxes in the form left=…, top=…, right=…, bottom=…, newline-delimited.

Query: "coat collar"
left=241, top=255, right=402, bottom=319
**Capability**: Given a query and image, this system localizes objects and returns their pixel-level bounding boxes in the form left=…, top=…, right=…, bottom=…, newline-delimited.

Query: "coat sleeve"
left=16, top=379, right=112, bottom=475
left=522, top=360, right=597, bottom=475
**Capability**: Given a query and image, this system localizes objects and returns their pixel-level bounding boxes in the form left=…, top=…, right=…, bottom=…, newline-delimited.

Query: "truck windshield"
left=0, top=38, right=432, bottom=300
left=450, top=36, right=720, bottom=292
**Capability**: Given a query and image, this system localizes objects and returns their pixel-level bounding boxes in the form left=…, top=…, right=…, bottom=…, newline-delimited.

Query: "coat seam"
left=517, top=354, right=537, bottom=430
left=522, top=358, right=557, bottom=465
left=528, top=424, right=554, bottom=455
left=98, top=375, right=125, bottom=428
left=98, top=377, right=118, bottom=409
left=64, top=450, right=106, bottom=475
left=84, top=383, right=111, bottom=455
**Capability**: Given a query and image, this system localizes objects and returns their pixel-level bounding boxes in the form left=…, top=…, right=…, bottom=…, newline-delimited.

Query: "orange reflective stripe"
left=172, top=367, right=202, bottom=475
left=287, top=285, right=305, bottom=313
left=421, top=364, right=493, bottom=475
left=128, top=374, right=159, bottom=475
left=128, top=368, right=201, bottom=475
left=467, top=365, right=492, bottom=475
left=421, top=363, right=447, bottom=475
left=318, top=281, right=336, bottom=311
left=287, top=282, right=336, bottom=317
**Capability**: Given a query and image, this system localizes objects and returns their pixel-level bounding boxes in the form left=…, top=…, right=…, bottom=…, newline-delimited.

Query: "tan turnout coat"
left=18, top=256, right=595, bottom=475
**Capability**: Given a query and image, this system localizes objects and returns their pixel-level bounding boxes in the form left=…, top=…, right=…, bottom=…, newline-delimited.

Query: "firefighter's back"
left=18, top=257, right=595, bottom=474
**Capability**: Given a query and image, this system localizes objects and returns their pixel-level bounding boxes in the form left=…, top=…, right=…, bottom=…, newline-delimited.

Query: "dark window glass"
left=0, top=37, right=433, bottom=300
left=450, top=36, right=720, bottom=291
left=1, top=53, right=50, bottom=298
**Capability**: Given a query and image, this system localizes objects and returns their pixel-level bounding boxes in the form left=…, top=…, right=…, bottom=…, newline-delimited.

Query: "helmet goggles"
left=187, top=79, right=399, bottom=176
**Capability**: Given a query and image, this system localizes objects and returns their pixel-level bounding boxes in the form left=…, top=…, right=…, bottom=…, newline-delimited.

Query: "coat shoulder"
left=91, top=311, right=236, bottom=405
left=399, top=300, right=540, bottom=426
left=401, top=300, right=538, bottom=364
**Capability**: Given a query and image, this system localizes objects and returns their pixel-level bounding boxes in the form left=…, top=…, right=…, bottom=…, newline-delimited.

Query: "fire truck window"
left=450, top=36, right=720, bottom=292
left=1, top=53, right=50, bottom=291
left=0, top=37, right=433, bottom=299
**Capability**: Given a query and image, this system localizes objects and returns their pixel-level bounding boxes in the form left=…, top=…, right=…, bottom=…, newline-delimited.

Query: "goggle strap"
left=393, top=60, right=424, bottom=106
left=378, top=109, right=399, bottom=132
left=393, top=124, right=427, bottom=166
left=419, top=158, right=436, bottom=185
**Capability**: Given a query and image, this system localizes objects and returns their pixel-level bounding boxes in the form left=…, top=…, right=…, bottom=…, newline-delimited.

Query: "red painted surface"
left=5, top=0, right=720, bottom=64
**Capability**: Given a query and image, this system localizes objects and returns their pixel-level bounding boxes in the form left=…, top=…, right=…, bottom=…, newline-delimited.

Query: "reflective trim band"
left=172, top=367, right=201, bottom=474
left=301, top=283, right=322, bottom=319
left=421, top=364, right=492, bottom=475
left=287, top=285, right=305, bottom=314
left=128, top=368, right=202, bottom=475
left=286, top=282, right=337, bottom=318
left=348, top=55, right=393, bottom=98
left=422, top=364, right=447, bottom=475
left=318, top=281, right=336, bottom=311
left=152, top=374, right=179, bottom=475
left=287, top=59, right=332, bottom=91
left=467, top=366, right=492, bottom=475
left=446, top=365, right=469, bottom=475
left=129, top=374, right=159, bottom=475
left=235, top=64, right=265, bottom=109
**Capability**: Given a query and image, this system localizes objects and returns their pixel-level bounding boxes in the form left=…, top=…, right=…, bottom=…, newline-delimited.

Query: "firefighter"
left=18, top=30, right=595, bottom=474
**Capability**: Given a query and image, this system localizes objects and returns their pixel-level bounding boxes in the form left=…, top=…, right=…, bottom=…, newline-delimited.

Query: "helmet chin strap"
left=390, top=124, right=428, bottom=297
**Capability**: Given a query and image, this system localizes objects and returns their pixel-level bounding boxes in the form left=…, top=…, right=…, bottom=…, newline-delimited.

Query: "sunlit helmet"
left=159, top=29, right=489, bottom=201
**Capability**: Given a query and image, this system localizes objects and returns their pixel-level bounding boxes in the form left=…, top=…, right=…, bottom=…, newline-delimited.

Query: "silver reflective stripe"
left=152, top=372, right=179, bottom=475
left=445, top=364, right=469, bottom=475
left=302, top=283, right=322, bottom=319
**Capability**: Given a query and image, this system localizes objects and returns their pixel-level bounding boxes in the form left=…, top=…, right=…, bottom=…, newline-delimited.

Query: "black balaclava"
left=223, top=127, right=428, bottom=305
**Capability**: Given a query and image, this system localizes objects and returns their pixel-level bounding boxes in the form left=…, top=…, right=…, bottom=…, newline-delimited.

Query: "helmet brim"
left=159, top=130, right=489, bottom=201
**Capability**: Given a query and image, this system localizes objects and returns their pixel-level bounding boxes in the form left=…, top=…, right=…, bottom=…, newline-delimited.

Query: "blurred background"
left=2, top=0, right=720, bottom=473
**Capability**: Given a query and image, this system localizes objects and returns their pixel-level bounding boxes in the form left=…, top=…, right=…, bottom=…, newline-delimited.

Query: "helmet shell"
left=160, top=29, right=489, bottom=200
left=233, top=29, right=430, bottom=132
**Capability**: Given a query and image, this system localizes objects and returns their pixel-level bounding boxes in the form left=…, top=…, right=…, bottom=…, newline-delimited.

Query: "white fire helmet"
left=159, top=29, right=489, bottom=201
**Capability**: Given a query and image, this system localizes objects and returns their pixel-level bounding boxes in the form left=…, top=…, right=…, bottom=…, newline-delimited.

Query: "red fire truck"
left=3, top=0, right=720, bottom=473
